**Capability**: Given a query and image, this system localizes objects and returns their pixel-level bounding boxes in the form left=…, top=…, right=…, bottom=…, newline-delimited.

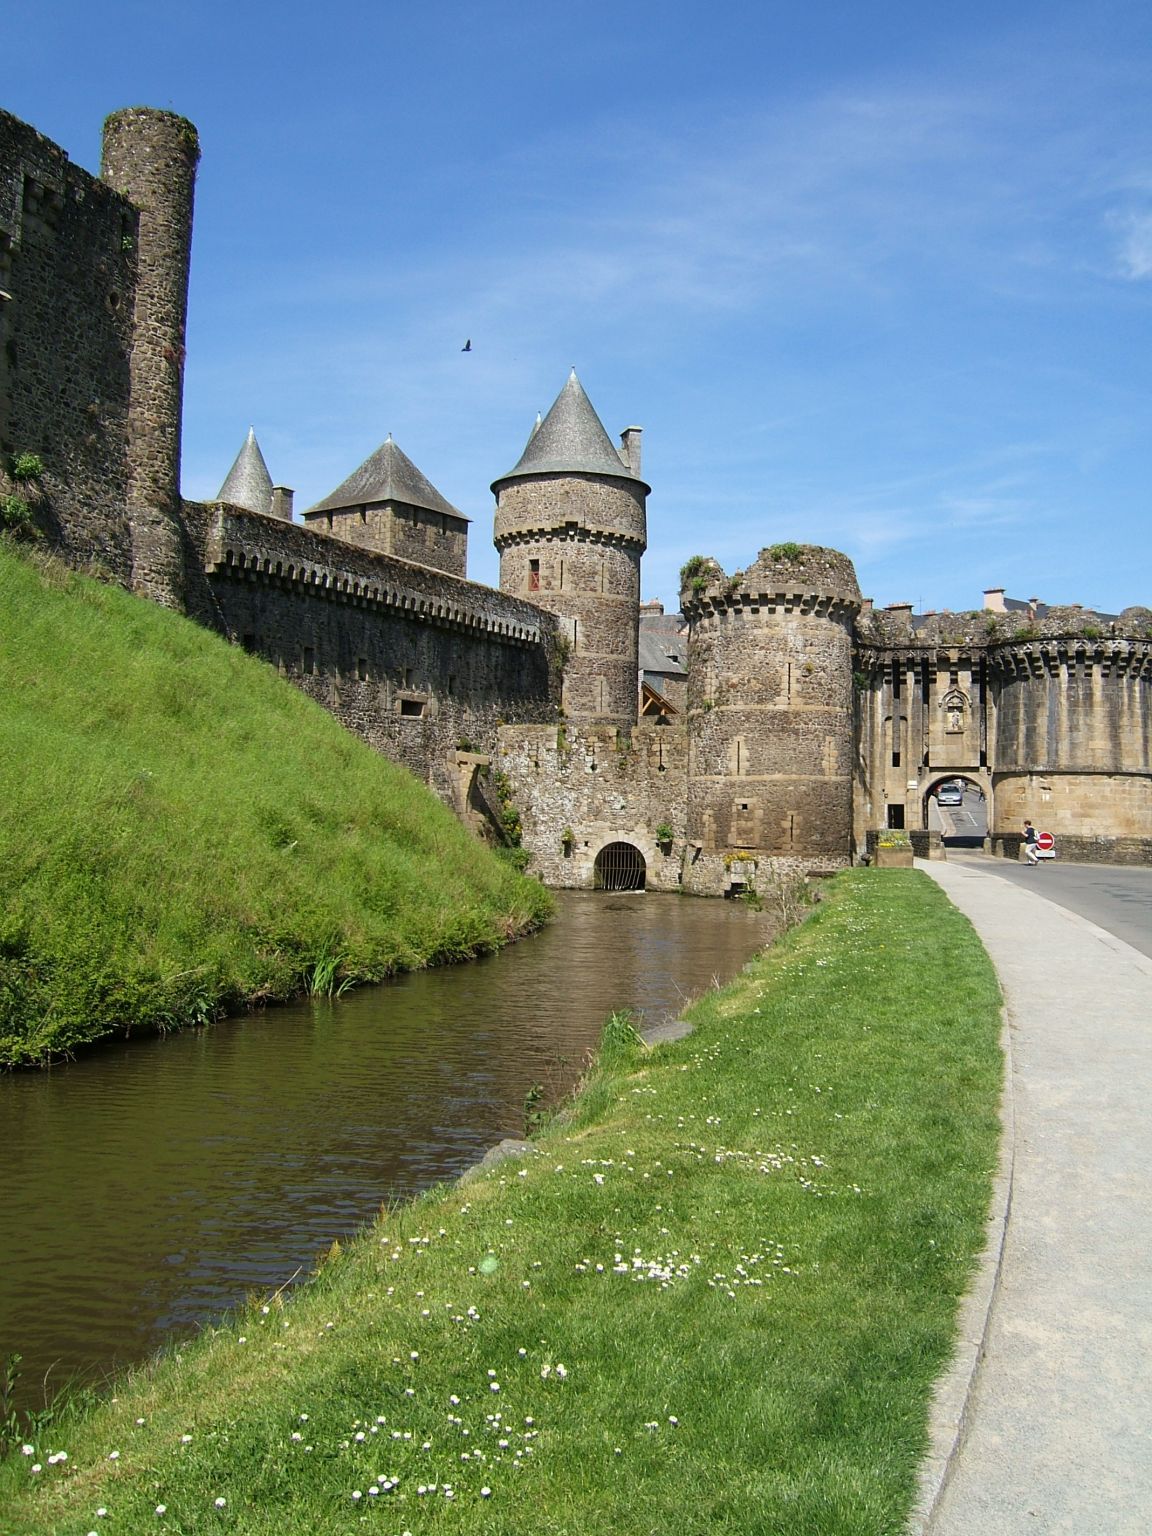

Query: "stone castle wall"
left=0, top=109, right=137, bottom=580
left=183, top=500, right=561, bottom=801
left=495, top=722, right=688, bottom=889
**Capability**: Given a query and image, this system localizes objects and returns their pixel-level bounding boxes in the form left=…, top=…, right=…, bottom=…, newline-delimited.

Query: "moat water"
left=0, top=892, right=771, bottom=1409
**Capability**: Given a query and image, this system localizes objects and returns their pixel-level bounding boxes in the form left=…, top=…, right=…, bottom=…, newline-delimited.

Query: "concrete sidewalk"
left=912, top=859, right=1152, bottom=1535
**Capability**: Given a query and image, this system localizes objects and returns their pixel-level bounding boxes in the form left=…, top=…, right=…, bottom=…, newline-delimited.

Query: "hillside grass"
left=2, top=870, right=1004, bottom=1534
left=0, top=541, right=551, bottom=1066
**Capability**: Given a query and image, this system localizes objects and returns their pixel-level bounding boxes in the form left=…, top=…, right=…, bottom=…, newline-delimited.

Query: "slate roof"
left=492, top=370, right=649, bottom=490
left=638, top=632, right=687, bottom=676
left=305, top=435, right=468, bottom=521
left=216, top=427, right=274, bottom=516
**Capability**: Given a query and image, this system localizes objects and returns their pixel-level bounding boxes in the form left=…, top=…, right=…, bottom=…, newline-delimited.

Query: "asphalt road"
left=948, top=851, right=1152, bottom=960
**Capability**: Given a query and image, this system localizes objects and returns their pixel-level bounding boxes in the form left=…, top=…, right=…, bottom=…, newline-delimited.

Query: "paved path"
left=915, top=858, right=1152, bottom=1535
left=948, top=852, right=1152, bottom=961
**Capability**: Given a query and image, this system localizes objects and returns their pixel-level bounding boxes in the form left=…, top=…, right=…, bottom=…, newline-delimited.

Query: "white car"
left=936, top=783, right=963, bottom=807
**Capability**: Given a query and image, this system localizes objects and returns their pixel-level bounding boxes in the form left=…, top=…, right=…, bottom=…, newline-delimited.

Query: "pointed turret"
left=493, top=371, right=648, bottom=726
left=494, top=370, right=649, bottom=489
left=302, top=435, right=468, bottom=576
left=216, top=427, right=274, bottom=517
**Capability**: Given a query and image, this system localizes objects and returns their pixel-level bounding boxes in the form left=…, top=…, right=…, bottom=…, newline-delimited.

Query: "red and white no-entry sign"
left=1036, top=831, right=1055, bottom=854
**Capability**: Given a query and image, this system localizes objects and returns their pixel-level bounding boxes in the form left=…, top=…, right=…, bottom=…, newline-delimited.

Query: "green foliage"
left=654, top=822, right=674, bottom=843
left=678, top=554, right=708, bottom=585
left=0, top=497, right=36, bottom=534
left=8, top=453, right=43, bottom=482
left=1081, top=624, right=1101, bottom=640
left=1013, top=624, right=1039, bottom=641
left=691, top=575, right=707, bottom=593
left=768, top=540, right=803, bottom=560
left=2, top=873, right=1002, bottom=1535
left=0, top=545, right=551, bottom=1064
left=560, top=826, right=575, bottom=848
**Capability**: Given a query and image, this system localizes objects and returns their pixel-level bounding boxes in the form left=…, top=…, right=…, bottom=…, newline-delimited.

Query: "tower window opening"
left=357, top=656, right=368, bottom=681
left=528, top=558, right=540, bottom=591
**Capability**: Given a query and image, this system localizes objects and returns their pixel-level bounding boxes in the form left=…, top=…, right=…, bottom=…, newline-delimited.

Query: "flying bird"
left=461, top=339, right=472, bottom=352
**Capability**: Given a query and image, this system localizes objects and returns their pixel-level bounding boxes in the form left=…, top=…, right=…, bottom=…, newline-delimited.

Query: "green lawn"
left=0, top=541, right=550, bottom=1065
left=2, top=869, right=1003, bottom=1534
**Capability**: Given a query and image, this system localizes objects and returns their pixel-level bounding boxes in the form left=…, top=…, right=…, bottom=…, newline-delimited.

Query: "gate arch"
left=593, top=842, right=646, bottom=892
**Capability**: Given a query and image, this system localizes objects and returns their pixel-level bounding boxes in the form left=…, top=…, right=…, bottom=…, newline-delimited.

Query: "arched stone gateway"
left=594, top=842, right=646, bottom=892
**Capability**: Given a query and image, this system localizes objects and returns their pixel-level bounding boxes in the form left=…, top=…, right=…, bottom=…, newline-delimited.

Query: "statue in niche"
left=942, top=688, right=968, bottom=734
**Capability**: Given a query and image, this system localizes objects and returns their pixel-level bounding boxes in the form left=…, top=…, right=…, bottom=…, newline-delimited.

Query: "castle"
left=2, top=105, right=1149, bottom=888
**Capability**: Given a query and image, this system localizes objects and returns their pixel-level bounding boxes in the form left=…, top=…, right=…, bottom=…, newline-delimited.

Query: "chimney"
left=983, top=588, right=1006, bottom=612
left=619, top=426, right=642, bottom=477
left=860, top=597, right=874, bottom=614
left=885, top=602, right=914, bottom=617
left=271, top=486, right=294, bottom=521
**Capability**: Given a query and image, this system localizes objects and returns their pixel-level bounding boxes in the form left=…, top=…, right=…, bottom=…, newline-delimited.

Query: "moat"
left=0, top=892, right=771, bottom=1409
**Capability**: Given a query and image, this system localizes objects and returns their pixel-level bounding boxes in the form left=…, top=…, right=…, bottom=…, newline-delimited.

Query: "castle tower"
left=303, top=435, right=468, bottom=576
left=988, top=608, right=1152, bottom=859
left=492, top=371, right=648, bottom=726
left=681, top=544, right=861, bottom=884
left=100, top=108, right=199, bottom=609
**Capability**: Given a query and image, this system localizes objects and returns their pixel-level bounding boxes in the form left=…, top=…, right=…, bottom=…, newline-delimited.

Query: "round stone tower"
left=101, top=108, right=199, bottom=609
left=492, top=371, right=648, bottom=726
left=681, top=544, right=861, bottom=887
left=989, top=607, right=1152, bottom=861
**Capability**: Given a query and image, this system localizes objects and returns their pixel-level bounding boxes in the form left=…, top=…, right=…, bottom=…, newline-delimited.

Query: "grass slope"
left=0, top=542, right=550, bottom=1065
left=2, top=870, right=1004, bottom=1534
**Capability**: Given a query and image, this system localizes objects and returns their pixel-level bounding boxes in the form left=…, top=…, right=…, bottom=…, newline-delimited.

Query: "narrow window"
left=357, top=657, right=368, bottom=681
left=529, top=558, right=540, bottom=591
left=887, top=805, right=905, bottom=829
left=302, top=647, right=315, bottom=676
left=400, top=698, right=425, bottom=718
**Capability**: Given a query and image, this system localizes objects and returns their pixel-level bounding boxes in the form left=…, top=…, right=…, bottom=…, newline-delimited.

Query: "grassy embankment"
left=0, top=542, right=551, bottom=1066
left=3, top=869, right=1004, bottom=1535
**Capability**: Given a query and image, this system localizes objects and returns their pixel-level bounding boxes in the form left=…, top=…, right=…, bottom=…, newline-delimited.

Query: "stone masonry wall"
left=305, top=500, right=468, bottom=578
left=495, top=722, right=687, bottom=889
left=494, top=473, right=645, bottom=725
left=182, top=500, right=560, bottom=803
left=681, top=546, right=861, bottom=880
left=0, top=108, right=136, bottom=580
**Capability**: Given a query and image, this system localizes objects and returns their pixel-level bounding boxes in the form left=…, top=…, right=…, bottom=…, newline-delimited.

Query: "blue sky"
left=7, top=0, right=1151, bottom=612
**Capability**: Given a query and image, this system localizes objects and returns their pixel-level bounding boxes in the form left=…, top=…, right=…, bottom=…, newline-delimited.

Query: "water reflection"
left=0, top=892, right=770, bottom=1404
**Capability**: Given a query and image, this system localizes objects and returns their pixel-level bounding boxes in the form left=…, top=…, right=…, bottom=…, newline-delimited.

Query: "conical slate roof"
left=492, top=371, right=648, bottom=490
left=216, top=427, right=274, bottom=516
left=305, top=435, right=467, bottom=521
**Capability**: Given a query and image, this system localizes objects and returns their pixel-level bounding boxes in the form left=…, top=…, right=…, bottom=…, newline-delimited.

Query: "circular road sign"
left=1036, top=831, right=1055, bottom=851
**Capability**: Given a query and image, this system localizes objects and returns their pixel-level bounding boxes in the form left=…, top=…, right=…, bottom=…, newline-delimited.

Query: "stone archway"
left=593, top=842, right=647, bottom=892
left=925, top=775, right=990, bottom=847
